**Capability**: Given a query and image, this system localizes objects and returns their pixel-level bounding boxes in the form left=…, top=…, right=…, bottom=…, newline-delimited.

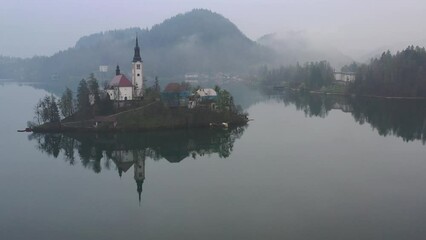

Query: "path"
left=61, top=101, right=158, bottom=127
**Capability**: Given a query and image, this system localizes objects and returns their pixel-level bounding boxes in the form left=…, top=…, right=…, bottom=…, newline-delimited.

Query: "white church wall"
left=120, top=87, right=133, bottom=100
left=106, top=87, right=133, bottom=101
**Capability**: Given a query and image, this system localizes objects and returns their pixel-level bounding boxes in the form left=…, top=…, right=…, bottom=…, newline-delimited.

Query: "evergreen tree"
left=49, top=98, right=61, bottom=123
left=154, top=76, right=160, bottom=93
left=88, top=73, right=100, bottom=103
left=41, top=95, right=51, bottom=123
left=77, top=78, right=91, bottom=117
left=59, top=87, right=74, bottom=118
left=34, top=99, right=44, bottom=124
left=99, top=94, right=114, bottom=115
left=87, top=73, right=101, bottom=115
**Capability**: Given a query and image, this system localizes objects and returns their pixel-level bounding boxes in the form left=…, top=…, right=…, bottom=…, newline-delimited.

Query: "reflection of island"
left=28, top=127, right=246, bottom=202
left=279, top=92, right=426, bottom=144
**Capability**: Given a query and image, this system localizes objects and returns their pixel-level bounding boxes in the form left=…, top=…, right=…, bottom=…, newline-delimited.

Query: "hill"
left=0, top=9, right=270, bottom=86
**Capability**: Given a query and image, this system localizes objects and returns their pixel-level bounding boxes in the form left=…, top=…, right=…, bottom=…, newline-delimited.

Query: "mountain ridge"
left=0, top=9, right=269, bottom=84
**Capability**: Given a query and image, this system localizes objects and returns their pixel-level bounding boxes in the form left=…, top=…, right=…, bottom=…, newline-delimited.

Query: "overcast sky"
left=1, top=0, right=426, bottom=59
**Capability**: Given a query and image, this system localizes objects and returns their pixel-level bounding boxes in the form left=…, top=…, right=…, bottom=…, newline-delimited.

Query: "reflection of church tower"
left=134, top=151, right=145, bottom=204
left=132, top=37, right=143, bottom=98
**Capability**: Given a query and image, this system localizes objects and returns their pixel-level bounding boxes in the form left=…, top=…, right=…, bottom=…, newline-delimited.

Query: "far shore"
left=275, top=86, right=426, bottom=100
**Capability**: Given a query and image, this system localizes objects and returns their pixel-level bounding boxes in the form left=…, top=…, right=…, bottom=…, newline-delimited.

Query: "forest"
left=278, top=93, right=426, bottom=144
left=348, top=46, right=426, bottom=97
left=258, top=60, right=335, bottom=91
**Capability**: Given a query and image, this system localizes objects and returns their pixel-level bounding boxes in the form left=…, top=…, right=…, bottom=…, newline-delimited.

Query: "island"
left=28, top=38, right=248, bottom=133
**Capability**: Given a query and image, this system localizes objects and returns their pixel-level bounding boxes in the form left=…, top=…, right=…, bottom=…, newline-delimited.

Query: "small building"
left=188, top=88, right=218, bottom=109
left=334, top=71, right=356, bottom=83
left=106, top=65, right=134, bottom=101
left=161, top=83, right=190, bottom=107
left=195, top=88, right=217, bottom=101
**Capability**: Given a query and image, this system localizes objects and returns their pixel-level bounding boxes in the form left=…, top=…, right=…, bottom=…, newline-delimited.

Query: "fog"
left=1, top=0, right=426, bottom=61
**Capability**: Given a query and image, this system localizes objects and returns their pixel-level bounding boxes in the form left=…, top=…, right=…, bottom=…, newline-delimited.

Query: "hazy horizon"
left=2, top=0, right=426, bottom=61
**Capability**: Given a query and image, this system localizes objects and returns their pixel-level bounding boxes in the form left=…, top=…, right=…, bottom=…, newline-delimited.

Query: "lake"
left=1, top=82, right=426, bottom=240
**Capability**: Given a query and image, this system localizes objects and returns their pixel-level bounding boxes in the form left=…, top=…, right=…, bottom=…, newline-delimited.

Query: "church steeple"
left=131, top=36, right=144, bottom=98
left=115, top=65, right=121, bottom=76
left=132, top=37, right=142, bottom=63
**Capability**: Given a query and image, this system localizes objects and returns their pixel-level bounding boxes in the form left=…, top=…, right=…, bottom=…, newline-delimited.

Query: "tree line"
left=278, top=93, right=426, bottom=144
left=258, top=60, right=335, bottom=90
left=31, top=73, right=114, bottom=126
left=347, top=46, right=426, bottom=97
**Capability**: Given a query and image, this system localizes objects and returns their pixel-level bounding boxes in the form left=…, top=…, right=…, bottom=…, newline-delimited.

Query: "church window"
left=137, top=74, right=140, bottom=76
left=136, top=64, right=141, bottom=69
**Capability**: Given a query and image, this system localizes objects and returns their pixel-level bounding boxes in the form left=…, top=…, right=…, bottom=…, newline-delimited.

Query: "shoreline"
left=31, top=101, right=249, bottom=133
left=277, top=87, right=426, bottom=100
left=32, top=120, right=248, bottom=133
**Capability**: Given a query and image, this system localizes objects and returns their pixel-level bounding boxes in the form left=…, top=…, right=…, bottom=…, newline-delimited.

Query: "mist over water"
left=1, top=0, right=426, bottom=238
left=2, top=83, right=426, bottom=239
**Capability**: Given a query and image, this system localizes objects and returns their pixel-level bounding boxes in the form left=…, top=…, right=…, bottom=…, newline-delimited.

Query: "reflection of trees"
left=28, top=126, right=246, bottom=173
left=28, top=133, right=63, bottom=158
left=348, top=98, right=426, bottom=144
left=28, top=126, right=247, bottom=204
left=279, top=92, right=350, bottom=118
left=278, top=92, right=426, bottom=144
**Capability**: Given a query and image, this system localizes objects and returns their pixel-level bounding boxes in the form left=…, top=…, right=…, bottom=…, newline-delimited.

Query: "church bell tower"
left=132, top=37, right=143, bottom=98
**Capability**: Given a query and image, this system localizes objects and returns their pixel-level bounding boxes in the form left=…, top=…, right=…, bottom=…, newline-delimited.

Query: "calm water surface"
left=1, top=83, right=426, bottom=240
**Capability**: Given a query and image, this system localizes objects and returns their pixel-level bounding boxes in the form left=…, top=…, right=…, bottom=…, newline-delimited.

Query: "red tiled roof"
left=164, top=83, right=183, bottom=93
left=109, top=74, right=133, bottom=88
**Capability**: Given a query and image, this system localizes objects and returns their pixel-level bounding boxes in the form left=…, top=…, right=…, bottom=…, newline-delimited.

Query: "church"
left=106, top=37, right=144, bottom=101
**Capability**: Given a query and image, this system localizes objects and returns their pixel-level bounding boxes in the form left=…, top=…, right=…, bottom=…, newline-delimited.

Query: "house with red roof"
left=161, top=83, right=190, bottom=107
left=106, top=65, right=134, bottom=101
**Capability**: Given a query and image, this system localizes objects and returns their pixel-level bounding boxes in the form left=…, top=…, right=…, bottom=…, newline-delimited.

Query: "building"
left=106, top=65, right=134, bottom=100
left=334, top=71, right=356, bottom=83
left=106, top=37, right=144, bottom=101
left=188, top=88, right=218, bottom=109
left=132, top=37, right=144, bottom=99
left=195, top=88, right=217, bottom=101
left=161, top=83, right=190, bottom=107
